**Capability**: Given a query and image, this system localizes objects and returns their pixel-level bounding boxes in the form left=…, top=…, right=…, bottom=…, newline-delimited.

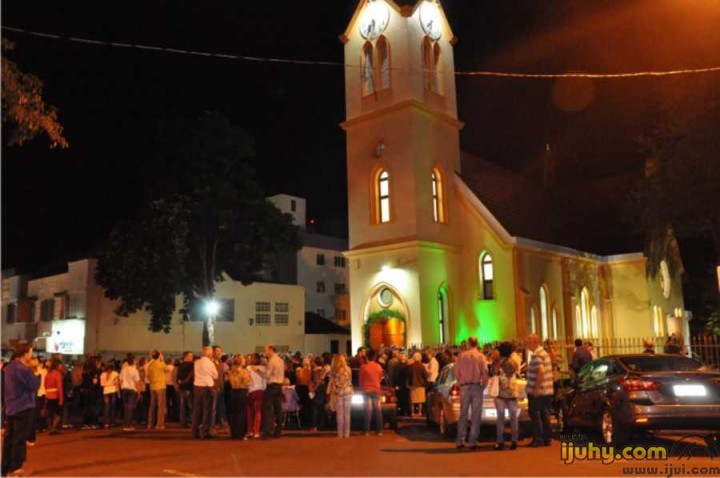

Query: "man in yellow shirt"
left=146, top=350, right=169, bottom=430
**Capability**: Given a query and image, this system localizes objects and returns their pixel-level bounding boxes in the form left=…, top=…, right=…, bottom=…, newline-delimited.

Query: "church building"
left=341, top=0, right=687, bottom=350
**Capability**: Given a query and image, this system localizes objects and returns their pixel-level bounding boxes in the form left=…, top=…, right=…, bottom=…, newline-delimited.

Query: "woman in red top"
left=44, top=359, right=64, bottom=435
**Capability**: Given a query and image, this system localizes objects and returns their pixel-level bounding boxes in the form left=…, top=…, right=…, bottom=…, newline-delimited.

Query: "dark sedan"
left=561, top=354, right=720, bottom=444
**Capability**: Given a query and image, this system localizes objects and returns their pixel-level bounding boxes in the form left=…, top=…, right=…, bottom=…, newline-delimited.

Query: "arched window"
left=431, top=168, right=445, bottom=223
left=590, top=305, right=599, bottom=338
left=432, top=42, right=442, bottom=94
left=376, top=36, right=391, bottom=90
left=580, top=288, right=590, bottom=338
left=438, top=285, right=449, bottom=344
left=551, top=307, right=558, bottom=340
left=479, top=252, right=494, bottom=299
left=422, top=36, right=434, bottom=91
left=577, top=287, right=599, bottom=338
left=377, top=169, right=390, bottom=223
left=530, top=306, right=537, bottom=334
left=653, top=305, right=665, bottom=337
left=539, top=286, right=549, bottom=340
left=361, top=42, right=375, bottom=96
left=575, top=305, right=582, bottom=337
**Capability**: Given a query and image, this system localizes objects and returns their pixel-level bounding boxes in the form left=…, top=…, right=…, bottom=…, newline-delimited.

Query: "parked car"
left=560, top=354, right=720, bottom=444
left=349, top=368, right=399, bottom=430
left=426, top=363, right=531, bottom=439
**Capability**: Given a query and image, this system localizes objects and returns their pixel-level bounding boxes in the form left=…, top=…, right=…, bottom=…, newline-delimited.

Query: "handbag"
left=487, top=375, right=500, bottom=398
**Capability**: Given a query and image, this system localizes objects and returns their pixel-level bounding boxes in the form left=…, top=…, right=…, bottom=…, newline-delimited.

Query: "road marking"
left=163, top=469, right=204, bottom=477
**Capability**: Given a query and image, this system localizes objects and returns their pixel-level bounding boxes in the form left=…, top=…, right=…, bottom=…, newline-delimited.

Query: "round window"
left=378, top=287, right=394, bottom=308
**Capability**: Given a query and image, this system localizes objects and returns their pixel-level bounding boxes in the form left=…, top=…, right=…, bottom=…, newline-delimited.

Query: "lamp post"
left=204, top=299, right=220, bottom=347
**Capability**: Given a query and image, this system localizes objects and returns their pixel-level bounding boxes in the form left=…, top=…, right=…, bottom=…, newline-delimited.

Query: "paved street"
left=20, top=420, right=718, bottom=476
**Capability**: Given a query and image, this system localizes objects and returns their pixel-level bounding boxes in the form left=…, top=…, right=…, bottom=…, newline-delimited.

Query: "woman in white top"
left=100, top=362, right=120, bottom=429
left=246, top=354, right=266, bottom=438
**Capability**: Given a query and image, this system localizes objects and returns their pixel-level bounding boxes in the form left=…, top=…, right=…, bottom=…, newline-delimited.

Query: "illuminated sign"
left=46, top=319, right=86, bottom=355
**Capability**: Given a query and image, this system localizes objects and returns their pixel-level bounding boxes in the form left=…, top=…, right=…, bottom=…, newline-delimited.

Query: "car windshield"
left=619, top=356, right=706, bottom=372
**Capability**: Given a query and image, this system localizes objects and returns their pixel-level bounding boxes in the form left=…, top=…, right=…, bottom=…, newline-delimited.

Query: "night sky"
left=3, top=0, right=720, bottom=274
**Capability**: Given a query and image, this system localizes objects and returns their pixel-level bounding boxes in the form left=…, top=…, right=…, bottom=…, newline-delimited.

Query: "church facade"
left=341, top=0, right=686, bottom=350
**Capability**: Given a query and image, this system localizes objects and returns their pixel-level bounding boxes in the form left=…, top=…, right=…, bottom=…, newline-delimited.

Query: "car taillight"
left=619, top=377, right=661, bottom=392
left=451, top=384, right=460, bottom=397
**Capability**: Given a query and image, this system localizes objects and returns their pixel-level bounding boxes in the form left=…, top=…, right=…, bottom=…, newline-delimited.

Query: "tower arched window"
left=431, top=168, right=446, bottom=223
left=438, top=284, right=449, bottom=344
left=479, top=252, right=494, bottom=299
left=376, top=169, right=390, bottom=223
left=551, top=307, right=559, bottom=340
left=432, top=42, right=442, bottom=94
left=653, top=305, right=665, bottom=337
left=361, top=42, right=375, bottom=96
left=577, top=287, right=599, bottom=338
left=422, top=36, right=434, bottom=91
left=539, top=285, right=549, bottom=340
left=376, top=36, right=391, bottom=90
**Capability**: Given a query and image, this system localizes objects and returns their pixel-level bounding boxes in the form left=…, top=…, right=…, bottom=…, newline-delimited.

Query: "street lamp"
left=205, top=300, right=220, bottom=316
left=204, top=299, right=221, bottom=346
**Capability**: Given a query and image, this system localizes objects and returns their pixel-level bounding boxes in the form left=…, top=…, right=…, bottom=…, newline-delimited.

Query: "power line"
left=4, top=25, right=720, bottom=79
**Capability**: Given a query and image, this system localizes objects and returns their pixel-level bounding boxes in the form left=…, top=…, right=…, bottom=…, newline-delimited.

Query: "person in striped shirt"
left=526, top=334, right=554, bottom=447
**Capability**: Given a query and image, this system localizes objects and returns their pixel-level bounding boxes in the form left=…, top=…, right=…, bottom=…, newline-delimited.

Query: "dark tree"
left=96, top=112, right=301, bottom=345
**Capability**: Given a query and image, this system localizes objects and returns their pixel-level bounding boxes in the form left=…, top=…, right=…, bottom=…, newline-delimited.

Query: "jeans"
left=1, top=408, right=33, bottom=475
left=494, top=397, right=519, bottom=443
left=210, top=389, right=221, bottom=428
left=178, top=389, right=193, bottom=427
left=27, top=396, right=45, bottom=442
left=82, top=389, right=99, bottom=425
left=262, top=383, right=283, bottom=437
left=148, top=389, right=166, bottom=428
left=336, top=394, right=352, bottom=438
left=122, top=389, right=138, bottom=428
left=247, top=390, right=264, bottom=436
left=528, top=394, right=552, bottom=444
left=363, top=393, right=383, bottom=433
left=103, top=393, right=117, bottom=427
left=457, top=384, right=485, bottom=446
left=192, top=386, right=213, bottom=439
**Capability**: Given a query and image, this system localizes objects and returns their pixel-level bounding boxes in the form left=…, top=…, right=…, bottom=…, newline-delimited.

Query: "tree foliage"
left=626, top=87, right=720, bottom=276
left=96, top=112, right=301, bottom=341
left=1, top=39, right=68, bottom=148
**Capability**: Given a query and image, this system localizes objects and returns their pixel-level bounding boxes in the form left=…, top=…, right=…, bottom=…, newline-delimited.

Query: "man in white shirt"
left=260, top=344, right=285, bottom=438
left=191, top=347, right=218, bottom=439
left=425, top=352, right=439, bottom=386
left=119, top=356, right=141, bottom=431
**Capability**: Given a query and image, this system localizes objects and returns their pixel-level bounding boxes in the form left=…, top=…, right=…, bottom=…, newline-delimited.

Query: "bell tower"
left=342, top=0, right=464, bottom=350
left=341, top=0, right=462, bottom=250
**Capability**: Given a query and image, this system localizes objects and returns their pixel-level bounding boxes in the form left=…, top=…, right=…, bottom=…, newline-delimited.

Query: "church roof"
left=460, top=152, right=555, bottom=244
left=459, top=152, right=644, bottom=255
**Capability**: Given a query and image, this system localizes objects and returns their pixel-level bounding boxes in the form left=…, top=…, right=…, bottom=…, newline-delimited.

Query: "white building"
left=268, top=194, right=350, bottom=326
left=2, top=259, right=307, bottom=357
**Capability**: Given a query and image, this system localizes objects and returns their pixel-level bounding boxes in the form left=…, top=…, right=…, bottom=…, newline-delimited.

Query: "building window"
left=274, top=314, right=289, bottom=326
left=256, top=301, right=271, bottom=312
left=317, top=309, right=326, bottom=318
left=433, top=42, right=442, bottom=94
left=256, top=313, right=271, bottom=326
left=215, top=298, right=235, bottom=322
left=431, top=169, right=446, bottom=223
left=361, top=41, right=375, bottom=96
left=653, top=305, right=665, bottom=337
left=376, top=36, right=390, bottom=90
left=479, top=252, right=494, bottom=299
left=551, top=307, right=559, bottom=340
left=316, top=281, right=326, bottom=293
left=530, top=306, right=537, bottom=334
left=5, top=303, right=16, bottom=324
left=539, top=286, right=549, bottom=340
left=334, top=256, right=346, bottom=268
left=334, top=283, right=346, bottom=295
left=316, top=254, right=325, bottom=265
left=377, top=169, right=391, bottom=223
left=290, top=199, right=297, bottom=212
left=438, top=286, right=449, bottom=344
left=336, top=309, right=347, bottom=321
left=576, top=287, right=599, bottom=338
left=40, top=299, right=54, bottom=322
left=275, top=302, right=289, bottom=313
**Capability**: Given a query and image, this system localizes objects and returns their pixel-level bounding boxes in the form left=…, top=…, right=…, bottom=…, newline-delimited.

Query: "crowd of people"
left=2, top=333, right=679, bottom=476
